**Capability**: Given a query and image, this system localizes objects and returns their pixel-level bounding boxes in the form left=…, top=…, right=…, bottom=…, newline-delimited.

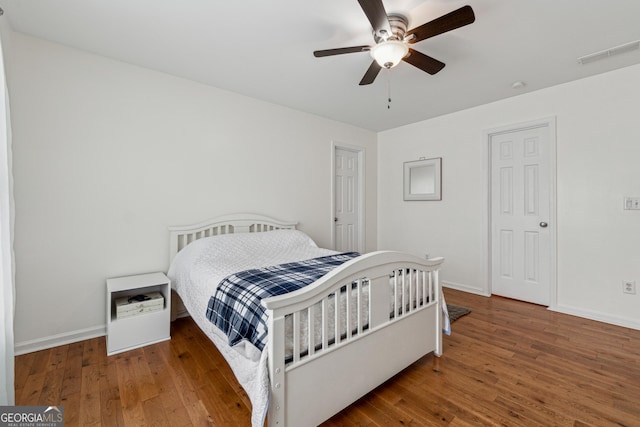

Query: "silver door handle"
left=539, top=222, right=548, bottom=228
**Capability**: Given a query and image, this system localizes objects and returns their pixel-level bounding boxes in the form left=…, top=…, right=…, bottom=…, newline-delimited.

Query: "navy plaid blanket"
left=206, top=252, right=359, bottom=351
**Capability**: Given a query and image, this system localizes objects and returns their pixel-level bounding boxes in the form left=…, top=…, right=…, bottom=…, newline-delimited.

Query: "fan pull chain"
left=386, top=68, right=392, bottom=109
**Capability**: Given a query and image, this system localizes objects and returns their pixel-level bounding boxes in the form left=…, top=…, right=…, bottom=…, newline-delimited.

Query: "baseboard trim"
left=15, top=304, right=191, bottom=355
left=15, top=325, right=106, bottom=356
left=442, top=280, right=489, bottom=296
left=176, top=309, right=190, bottom=319
left=549, top=304, right=640, bottom=331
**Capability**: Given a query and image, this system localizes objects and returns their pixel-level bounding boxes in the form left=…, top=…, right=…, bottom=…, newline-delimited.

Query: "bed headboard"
left=168, top=213, right=298, bottom=264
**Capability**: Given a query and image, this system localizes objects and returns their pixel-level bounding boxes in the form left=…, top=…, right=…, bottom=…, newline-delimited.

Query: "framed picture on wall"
left=403, top=157, right=442, bottom=201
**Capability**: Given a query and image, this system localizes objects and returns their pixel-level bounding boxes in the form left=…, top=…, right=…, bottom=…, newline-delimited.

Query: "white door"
left=490, top=125, right=551, bottom=305
left=334, top=147, right=360, bottom=252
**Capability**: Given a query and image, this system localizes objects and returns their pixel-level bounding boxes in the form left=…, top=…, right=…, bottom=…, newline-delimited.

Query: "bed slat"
left=356, top=279, right=363, bottom=335
left=334, top=291, right=340, bottom=345
left=292, top=312, right=301, bottom=363
left=308, top=305, right=315, bottom=357
left=322, top=298, right=329, bottom=350
left=345, top=283, right=352, bottom=339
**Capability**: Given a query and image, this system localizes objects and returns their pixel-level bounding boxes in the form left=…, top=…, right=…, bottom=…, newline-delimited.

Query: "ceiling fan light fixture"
left=370, top=40, right=408, bottom=69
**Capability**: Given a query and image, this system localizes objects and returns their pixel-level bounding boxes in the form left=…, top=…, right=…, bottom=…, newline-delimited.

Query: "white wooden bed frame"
left=169, top=213, right=444, bottom=427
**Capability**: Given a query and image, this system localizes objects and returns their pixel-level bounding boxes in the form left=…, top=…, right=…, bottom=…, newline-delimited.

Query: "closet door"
left=490, top=124, right=551, bottom=305
left=334, top=147, right=360, bottom=252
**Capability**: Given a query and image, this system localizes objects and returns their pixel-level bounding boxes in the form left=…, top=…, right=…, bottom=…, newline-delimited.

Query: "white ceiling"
left=1, top=0, right=640, bottom=131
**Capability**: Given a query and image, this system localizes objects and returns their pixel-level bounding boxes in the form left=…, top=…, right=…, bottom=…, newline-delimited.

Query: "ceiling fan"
left=313, top=0, right=475, bottom=85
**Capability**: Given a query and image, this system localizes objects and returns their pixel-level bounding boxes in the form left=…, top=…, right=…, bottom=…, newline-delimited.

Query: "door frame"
left=330, top=141, right=365, bottom=253
left=482, top=117, right=558, bottom=308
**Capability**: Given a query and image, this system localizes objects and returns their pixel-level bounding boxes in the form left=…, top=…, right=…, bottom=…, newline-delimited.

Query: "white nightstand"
left=106, top=272, right=171, bottom=355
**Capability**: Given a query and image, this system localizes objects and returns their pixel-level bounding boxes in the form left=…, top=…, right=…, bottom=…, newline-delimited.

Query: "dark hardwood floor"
left=15, top=289, right=640, bottom=426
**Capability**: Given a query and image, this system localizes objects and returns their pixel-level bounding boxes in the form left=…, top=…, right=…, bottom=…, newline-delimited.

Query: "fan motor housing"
left=373, top=14, right=408, bottom=43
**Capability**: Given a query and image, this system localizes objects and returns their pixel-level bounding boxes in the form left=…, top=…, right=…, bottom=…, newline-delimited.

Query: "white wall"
left=7, top=32, right=377, bottom=351
left=378, top=64, right=640, bottom=330
left=0, top=18, right=15, bottom=405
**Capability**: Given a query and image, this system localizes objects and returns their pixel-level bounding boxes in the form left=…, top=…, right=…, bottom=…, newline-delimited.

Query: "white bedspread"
left=167, top=230, right=337, bottom=427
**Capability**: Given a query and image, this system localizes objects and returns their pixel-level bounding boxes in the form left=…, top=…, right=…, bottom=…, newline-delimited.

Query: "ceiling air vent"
left=577, top=40, right=640, bottom=65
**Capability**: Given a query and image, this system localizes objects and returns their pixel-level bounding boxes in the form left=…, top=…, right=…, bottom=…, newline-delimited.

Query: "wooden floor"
left=15, top=289, right=640, bottom=426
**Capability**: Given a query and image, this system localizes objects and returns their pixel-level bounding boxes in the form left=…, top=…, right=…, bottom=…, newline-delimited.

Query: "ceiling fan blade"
left=357, top=0, right=392, bottom=39
left=359, top=61, right=382, bottom=85
left=402, top=49, right=446, bottom=75
left=313, top=45, right=371, bottom=57
left=406, top=5, right=475, bottom=44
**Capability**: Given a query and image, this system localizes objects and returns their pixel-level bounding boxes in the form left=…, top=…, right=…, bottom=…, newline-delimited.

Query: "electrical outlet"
left=623, top=280, right=636, bottom=295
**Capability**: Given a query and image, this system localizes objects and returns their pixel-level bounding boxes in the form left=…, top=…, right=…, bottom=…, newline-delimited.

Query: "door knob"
left=539, top=222, right=548, bottom=228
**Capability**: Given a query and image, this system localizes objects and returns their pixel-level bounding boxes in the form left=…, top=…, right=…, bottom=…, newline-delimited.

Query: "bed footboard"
left=262, top=251, right=444, bottom=427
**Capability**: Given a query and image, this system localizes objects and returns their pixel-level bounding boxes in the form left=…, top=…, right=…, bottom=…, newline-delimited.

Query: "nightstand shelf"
left=106, top=272, right=171, bottom=355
